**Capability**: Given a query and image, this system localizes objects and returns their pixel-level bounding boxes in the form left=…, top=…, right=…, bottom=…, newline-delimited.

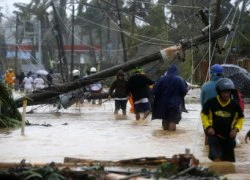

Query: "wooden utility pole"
left=70, top=0, right=75, bottom=80
left=15, top=14, right=19, bottom=74
left=115, top=0, right=128, bottom=62
left=38, top=20, right=42, bottom=64
left=51, top=2, right=69, bottom=82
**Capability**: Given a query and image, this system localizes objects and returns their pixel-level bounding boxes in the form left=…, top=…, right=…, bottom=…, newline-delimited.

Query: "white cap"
left=72, top=69, right=80, bottom=76
left=90, top=67, right=97, bottom=73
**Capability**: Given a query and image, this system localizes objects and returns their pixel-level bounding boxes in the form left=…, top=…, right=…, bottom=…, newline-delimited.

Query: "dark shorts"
left=162, top=106, right=182, bottom=124
left=208, top=135, right=236, bottom=162
left=134, top=102, right=150, bottom=113
left=115, top=100, right=127, bottom=110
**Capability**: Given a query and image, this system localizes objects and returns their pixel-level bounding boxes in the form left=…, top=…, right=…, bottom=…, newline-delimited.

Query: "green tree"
left=0, top=33, right=7, bottom=71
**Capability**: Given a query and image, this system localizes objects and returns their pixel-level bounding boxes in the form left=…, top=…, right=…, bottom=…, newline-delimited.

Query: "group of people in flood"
left=1, top=63, right=250, bottom=163
left=108, top=64, right=188, bottom=131
left=0, top=69, right=52, bottom=94
left=107, top=63, right=250, bottom=163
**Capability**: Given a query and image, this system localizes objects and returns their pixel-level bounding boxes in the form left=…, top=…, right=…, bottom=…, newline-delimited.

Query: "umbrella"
left=222, top=64, right=250, bottom=97
left=36, top=69, right=49, bottom=75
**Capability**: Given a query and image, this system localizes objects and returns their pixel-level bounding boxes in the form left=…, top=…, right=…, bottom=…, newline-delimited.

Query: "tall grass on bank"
left=0, top=82, right=22, bottom=128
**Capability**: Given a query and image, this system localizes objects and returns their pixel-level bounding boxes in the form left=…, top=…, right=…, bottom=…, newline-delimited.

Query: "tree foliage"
left=1, top=0, right=250, bottom=80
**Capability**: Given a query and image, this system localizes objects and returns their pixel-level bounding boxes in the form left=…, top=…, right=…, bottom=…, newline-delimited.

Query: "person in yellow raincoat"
left=5, top=69, right=15, bottom=88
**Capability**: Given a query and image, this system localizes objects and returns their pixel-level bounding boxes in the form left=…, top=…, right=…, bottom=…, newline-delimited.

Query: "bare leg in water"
left=142, top=110, right=150, bottom=120
left=162, top=121, right=176, bottom=131
left=135, top=113, right=140, bottom=120
left=168, top=122, right=176, bottom=131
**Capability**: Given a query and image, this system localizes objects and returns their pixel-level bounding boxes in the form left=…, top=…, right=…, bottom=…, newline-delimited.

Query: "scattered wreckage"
left=0, top=151, right=221, bottom=179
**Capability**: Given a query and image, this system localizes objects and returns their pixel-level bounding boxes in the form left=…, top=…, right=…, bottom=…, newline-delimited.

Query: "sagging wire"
left=105, top=11, right=175, bottom=46
left=203, top=40, right=219, bottom=83
left=75, top=15, right=172, bottom=52
left=207, top=6, right=212, bottom=82
left=75, top=9, right=176, bottom=48
left=3, top=1, right=229, bottom=81
left=60, top=1, right=205, bottom=53
left=186, top=45, right=218, bottom=157
left=133, top=0, right=201, bottom=9
left=104, top=12, right=174, bottom=51
left=186, top=1, right=238, bottom=84
left=66, top=1, right=176, bottom=49
left=186, top=2, right=240, bottom=156
left=126, top=0, right=179, bottom=32
left=3, top=1, right=206, bottom=55
left=12, top=0, right=205, bottom=68
left=1, top=14, right=57, bottom=73
left=58, top=4, right=171, bottom=55
left=185, top=15, right=201, bottom=158
left=238, top=31, right=250, bottom=42
left=190, top=38, right=194, bottom=85
left=4, top=32, right=42, bottom=72
left=220, top=6, right=234, bottom=27
left=223, top=1, right=243, bottom=64
left=101, top=0, right=178, bottom=32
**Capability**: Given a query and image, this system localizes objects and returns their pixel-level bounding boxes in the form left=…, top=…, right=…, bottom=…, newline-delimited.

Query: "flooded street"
left=0, top=89, right=250, bottom=177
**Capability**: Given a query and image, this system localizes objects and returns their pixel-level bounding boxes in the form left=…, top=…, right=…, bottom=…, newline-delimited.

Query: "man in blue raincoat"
left=152, top=64, right=188, bottom=131
left=200, top=64, right=223, bottom=108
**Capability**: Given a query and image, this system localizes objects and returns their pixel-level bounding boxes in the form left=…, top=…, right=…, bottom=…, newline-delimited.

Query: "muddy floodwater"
left=0, top=89, right=250, bottom=178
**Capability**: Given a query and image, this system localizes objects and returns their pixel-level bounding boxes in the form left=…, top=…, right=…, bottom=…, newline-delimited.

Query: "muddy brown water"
left=0, top=90, right=250, bottom=178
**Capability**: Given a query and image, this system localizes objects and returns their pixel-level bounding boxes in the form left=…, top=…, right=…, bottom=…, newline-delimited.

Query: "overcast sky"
left=0, top=0, right=31, bottom=17
left=0, top=0, right=245, bottom=19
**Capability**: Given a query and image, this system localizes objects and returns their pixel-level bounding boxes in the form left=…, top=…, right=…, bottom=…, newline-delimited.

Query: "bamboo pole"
left=0, top=100, right=1, bottom=121
left=21, top=98, right=27, bottom=135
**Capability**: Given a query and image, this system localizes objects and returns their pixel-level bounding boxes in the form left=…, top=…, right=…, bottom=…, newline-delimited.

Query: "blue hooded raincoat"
left=200, top=73, right=221, bottom=108
left=152, top=65, right=188, bottom=120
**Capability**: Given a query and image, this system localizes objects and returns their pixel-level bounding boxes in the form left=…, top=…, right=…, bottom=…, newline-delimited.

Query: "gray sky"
left=0, top=0, right=30, bottom=17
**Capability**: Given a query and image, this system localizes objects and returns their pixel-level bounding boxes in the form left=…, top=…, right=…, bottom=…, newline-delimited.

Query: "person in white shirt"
left=88, top=67, right=103, bottom=105
left=22, top=74, right=34, bottom=94
left=34, top=74, right=45, bottom=90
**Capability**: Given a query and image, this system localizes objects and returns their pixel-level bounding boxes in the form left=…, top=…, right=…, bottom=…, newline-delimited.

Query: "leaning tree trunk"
left=15, top=52, right=163, bottom=107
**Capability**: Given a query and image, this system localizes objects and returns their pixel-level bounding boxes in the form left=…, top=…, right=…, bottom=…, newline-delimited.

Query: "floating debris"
left=25, top=120, right=52, bottom=127
left=0, top=154, right=220, bottom=179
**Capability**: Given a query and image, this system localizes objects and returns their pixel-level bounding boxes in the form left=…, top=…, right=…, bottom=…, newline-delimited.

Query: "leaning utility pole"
left=14, top=24, right=233, bottom=107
